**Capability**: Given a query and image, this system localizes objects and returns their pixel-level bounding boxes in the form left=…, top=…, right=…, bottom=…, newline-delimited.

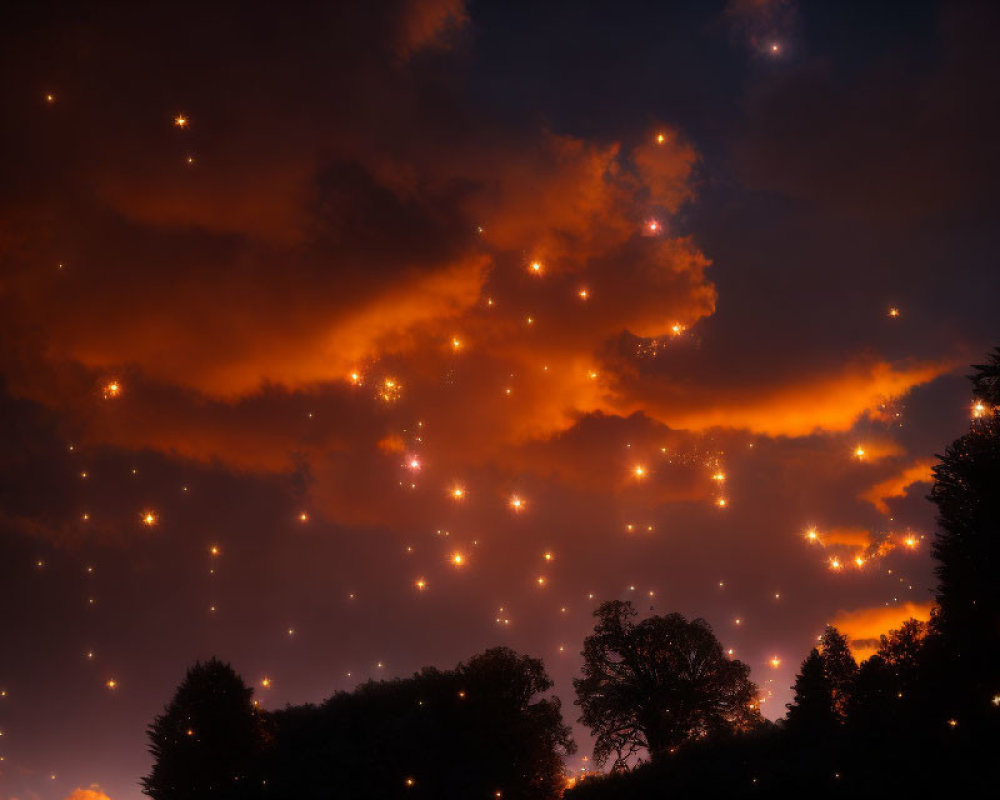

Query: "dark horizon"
left=1, top=1, right=999, bottom=798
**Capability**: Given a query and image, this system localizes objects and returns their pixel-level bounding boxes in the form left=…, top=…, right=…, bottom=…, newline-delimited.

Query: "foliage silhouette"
left=142, top=658, right=265, bottom=800
left=574, top=601, right=761, bottom=769
left=147, top=648, right=573, bottom=800
left=930, top=380, right=1000, bottom=680
left=785, top=649, right=836, bottom=737
left=818, top=626, right=857, bottom=721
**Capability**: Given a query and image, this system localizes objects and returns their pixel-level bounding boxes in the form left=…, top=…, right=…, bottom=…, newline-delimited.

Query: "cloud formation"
left=65, top=788, right=113, bottom=800
left=831, top=602, right=933, bottom=662
left=861, top=459, right=936, bottom=514
left=0, top=0, right=955, bottom=540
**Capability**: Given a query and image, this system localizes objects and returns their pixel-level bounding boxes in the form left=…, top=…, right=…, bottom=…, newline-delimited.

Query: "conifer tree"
left=786, top=649, right=836, bottom=736
left=927, top=349, right=1000, bottom=720
left=143, top=658, right=265, bottom=800
left=818, top=627, right=857, bottom=721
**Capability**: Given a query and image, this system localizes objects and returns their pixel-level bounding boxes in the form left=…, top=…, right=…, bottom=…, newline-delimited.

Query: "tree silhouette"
left=818, top=626, right=856, bottom=720
left=847, top=619, right=927, bottom=730
left=876, top=618, right=926, bottom=694
left=142, top=658, right=265, bottom=800
left=785, top=649, right=835, bottom=737
left=264, top=646, right=573, bottom=800
left=928, top=350, right=1000, bottom=726
left=848, top=654, right=895, bottom=726
left=574, top=601, right=760, bottom=769
left=930, top=395, right=1000, bottom=652
left=459, top=648, right=576, bottom=799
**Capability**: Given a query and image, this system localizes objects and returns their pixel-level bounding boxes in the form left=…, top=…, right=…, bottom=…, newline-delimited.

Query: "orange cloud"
left=0, top=15, right=953, bottom=539
left=830, top=602, right=934, bottom=662
left=35, top=254, right=489, bottom=400
left=0, top=122, right=715, bottom=532
left=634, top=358, right=951, bottom=436
left=65, top=788, right=113, bottom=800
left=7, top=123, right=709, bottom=410
left=470, top=134, right=636, bottom=265
left=860, top=458, right=936, bottom=514
left=820, top=526, right=873, bottom=548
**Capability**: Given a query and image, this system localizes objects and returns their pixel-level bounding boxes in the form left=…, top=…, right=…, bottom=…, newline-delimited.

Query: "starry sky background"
left=1, top=1, right=999, bottom=798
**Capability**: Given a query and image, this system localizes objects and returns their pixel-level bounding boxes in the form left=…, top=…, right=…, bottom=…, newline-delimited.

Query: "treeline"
left=142, top=349, right=1000, bottom=798
left=566, top=618, right=974, bottom=797
left=143, top=648, right=573, bottom=800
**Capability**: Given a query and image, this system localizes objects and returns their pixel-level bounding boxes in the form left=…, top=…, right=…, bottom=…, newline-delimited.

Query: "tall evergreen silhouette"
left=785, top=649, right=835, bottom=736
left=817, top=627, right=856, bottom=720
left=927, top=352, right=1000, bottom=728
left=143, top=658, right=265, bottom=800
left=930, top=377, right=1000, bottom=654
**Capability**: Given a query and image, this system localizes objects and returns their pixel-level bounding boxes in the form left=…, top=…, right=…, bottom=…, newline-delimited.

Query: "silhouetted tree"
left=459, top=648, right=576, bottom=798
left=264, top=646, right=573, bottom=800
left=143, top=658, right=265, bottom=800
left=818, top=626, right=856, bottom=720
left=847, top=654, right=897, bottom=729
left=574, top=601, right=761, bottom=769
left=930, top=388, right=1000, bottom=654
left=785, top=649, right=835, bottom=737
left=876, top=618, right=926, bottom=695
left=927, top=349, right=1000, bottom=728
left=847, top=619, right=927, bottom=729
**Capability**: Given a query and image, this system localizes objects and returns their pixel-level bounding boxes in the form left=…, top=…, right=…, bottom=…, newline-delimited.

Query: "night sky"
left=2, top=1, right=999, bottom=798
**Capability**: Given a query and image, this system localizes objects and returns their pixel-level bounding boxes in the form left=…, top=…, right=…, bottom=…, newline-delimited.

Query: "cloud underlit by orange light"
left=638, top=359, right=952, bottom=437
left=820, top=526, right=876, bottom=549
left=860, top=459, right=936, bottom=514
left=65, top=788, right=114, bottom=800
left=831, top=602, right=934, bottom=662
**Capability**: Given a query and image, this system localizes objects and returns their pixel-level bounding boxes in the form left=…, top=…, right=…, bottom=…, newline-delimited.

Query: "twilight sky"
left=1, top=1, right=999, bottom=798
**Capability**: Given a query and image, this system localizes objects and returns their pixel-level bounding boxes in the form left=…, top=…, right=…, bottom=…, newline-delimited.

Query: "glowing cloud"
left=830, top=602, right=934, bottom=662
left=65, top=790, right=114, bottom=800
left=638, top=359, right=951, bottom=437
left=860, top=459, right=936, bottom=514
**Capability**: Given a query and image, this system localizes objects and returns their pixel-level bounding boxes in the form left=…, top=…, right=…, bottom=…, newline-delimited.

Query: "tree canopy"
left=929, top=406, right=1000, bottom=651
left=148, top=648, right=573, bottom=800
left=926, top=352, right=1000, bottom=731
left=574, top=601, right=761, bottom=769
left=785, top=649, right=835, bottom=736
left=818, top=626, right=857, bottom=720
left=142, top=658, right=265, bottom=800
